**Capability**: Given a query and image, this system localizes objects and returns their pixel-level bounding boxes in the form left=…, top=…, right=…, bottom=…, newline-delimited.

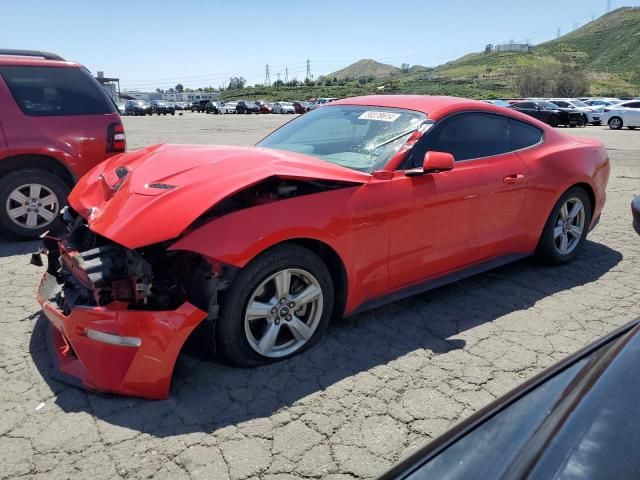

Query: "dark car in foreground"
left=0, top=49, right=125, bottom=239
left=125, top=100, right=152, bottom=116
left=150, top=100, right=175, bottom=115
left=236, top=100, right=260, bottom=114
left=510, top=101, right=583, bottom=127
left=633, top=195, right=640, bottom=235
left=379, top=317, right=640, bottom=480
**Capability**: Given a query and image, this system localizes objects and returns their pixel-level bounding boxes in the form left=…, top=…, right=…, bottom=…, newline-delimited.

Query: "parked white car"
left=272, top=102, right=296, bottom=114
left=547, top=99, right=602, bottom=125
left=218, top=102, right=237, bottom=114
left=308, top=97, right=337, bottom=110
left=600, top=100, right=640, bottom=130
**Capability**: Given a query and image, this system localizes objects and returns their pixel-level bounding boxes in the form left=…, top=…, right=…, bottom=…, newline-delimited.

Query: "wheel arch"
left=0, top=154, right=76, bottom=187
left=572, top=182, right=595, bottom=215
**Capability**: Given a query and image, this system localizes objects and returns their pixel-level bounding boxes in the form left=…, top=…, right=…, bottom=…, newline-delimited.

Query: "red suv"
left=0, top=49, right=125, bottom=239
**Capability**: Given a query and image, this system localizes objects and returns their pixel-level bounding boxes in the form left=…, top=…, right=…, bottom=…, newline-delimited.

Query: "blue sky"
left=2, top=0, right=639, bottom=91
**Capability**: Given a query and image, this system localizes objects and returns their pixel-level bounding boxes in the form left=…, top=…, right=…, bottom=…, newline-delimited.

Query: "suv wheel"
left=0, top=169, right=69, bottom=240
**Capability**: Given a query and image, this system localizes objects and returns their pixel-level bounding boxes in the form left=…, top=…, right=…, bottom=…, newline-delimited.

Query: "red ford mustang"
left=35, top=95, right=610, bottom=399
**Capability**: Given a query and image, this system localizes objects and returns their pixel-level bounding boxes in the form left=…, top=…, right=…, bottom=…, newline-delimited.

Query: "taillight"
left=107, top=122, right=126, bottom=153
left=603, top=108, right=610, bottom=112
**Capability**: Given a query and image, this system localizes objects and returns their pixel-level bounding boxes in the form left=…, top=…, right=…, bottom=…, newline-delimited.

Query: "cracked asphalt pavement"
left=1, top=113, right=639, bottom=479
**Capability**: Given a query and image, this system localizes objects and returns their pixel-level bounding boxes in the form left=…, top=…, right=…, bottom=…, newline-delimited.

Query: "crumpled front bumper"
left=37, top=272, right=208, bottom=400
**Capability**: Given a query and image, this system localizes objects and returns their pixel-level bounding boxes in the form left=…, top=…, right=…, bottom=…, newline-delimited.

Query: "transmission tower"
left=306, top=59, right=311, bottom=81
left=276, top=72, right=281, bottom=83
left=265, top=64, right=271, bottom=86
left=606, top=0, right=612, bottom=12
left=285, top=67, right=288, bottom=83
left=557, top=27, right=561, bottom=39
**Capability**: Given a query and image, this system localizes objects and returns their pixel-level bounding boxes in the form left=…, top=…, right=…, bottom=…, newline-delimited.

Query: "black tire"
left=548, top=115, right=559, bottom=128
left=535, top=186, right=592, bottom=265
left=215, top=244, right=334, bottom=367
left=171, top=112, right=175, bottom=116
left=0, top=168, right=69, bottom=240
left=609, top=116, right=623, bottom=130
left=629, top=126, right=636, bottom=130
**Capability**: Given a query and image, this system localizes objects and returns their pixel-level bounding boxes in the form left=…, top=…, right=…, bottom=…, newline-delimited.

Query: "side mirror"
left=405, top=151, right=455, bottom=177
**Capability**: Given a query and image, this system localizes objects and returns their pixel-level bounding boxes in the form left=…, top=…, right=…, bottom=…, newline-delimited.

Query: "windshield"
left=257, top=105, right=427, bottom=172
left=572, top=99, right=589, bottom=107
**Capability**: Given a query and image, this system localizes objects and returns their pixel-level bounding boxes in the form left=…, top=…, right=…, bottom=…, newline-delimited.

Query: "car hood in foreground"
left=68, top=144, right=370, bottom=249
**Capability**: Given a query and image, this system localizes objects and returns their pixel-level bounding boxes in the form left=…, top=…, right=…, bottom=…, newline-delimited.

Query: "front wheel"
left=548, top=115, right=559, bottom=128
left=535, top=187, right=592, bottom=265
left=215, top=244, right=334, bottom=367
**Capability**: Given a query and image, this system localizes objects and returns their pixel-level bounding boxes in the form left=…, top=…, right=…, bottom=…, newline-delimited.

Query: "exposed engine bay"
left=37, top=208, right=232, bottom=315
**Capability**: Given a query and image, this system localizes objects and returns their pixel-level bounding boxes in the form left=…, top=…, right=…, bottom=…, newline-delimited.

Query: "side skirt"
left=349, top=253, right=530, bottom=316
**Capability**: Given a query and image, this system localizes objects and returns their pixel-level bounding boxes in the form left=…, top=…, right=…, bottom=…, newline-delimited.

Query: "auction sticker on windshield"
left=358, top=111, right=401, bottom=122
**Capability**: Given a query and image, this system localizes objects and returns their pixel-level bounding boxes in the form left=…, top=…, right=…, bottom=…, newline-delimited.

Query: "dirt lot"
left=1, top=112, right=639, bottom=479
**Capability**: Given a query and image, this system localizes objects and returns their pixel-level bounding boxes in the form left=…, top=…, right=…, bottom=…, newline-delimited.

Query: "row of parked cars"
left=485, top=97, right=640, bottom=130
left=117, top=97, right=339, bottom=117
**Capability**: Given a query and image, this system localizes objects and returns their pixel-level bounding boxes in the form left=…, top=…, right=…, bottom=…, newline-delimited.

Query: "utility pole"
left=265, top=64, right=271, bottom=87
left=306, top=58, right=311, bottom=81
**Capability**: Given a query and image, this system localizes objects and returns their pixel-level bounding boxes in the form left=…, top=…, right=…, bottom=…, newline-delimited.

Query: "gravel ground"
left=1, top=113, right=639, bottom=479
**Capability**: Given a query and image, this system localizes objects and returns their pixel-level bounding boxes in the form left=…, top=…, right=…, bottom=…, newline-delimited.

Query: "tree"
left=485, top=44, right=494, bottom=54
left=228, top=77, right=246, bottom=89
left=553, top=68, right=588, bottom=97
left=273, top=79, right=284, bottom=88
left=516, top=68, right=551, bottom=97
left=401, top=63, right=410, bottom=73
left=175, top=83, right=184, bottom=93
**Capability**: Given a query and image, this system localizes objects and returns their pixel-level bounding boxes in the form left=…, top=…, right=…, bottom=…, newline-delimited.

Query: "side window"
left=516, top=102, right=534, bottom=109
left=0, top=65, right=115, bottom=116
left=422, top=113, right=511, bottom=162
left=509, top=119, right=543, bottom=150
left=626, top=102, right=640, bottom=109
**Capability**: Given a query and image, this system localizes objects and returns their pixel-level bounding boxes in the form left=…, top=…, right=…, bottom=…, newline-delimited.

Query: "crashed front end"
left=34, top=213, right=217, bottom=400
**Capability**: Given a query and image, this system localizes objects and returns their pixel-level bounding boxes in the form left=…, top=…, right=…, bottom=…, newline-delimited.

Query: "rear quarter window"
left=0, top=65, right=116, bottom=116
left=509, top=119, right=543, bottom=150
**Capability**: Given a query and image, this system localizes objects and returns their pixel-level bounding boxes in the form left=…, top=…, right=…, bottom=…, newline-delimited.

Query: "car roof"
left=331, top=95, right=523, bottom=121
left=0, top=55, right=81, bottom=68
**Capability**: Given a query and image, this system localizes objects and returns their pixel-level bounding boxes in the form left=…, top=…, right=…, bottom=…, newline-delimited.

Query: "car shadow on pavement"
left=29, top=239, right=622, bottom=437
left=0, top=237, right=39, bottom=258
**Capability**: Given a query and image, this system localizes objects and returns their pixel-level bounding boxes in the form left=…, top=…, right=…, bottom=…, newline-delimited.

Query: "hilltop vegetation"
left=219, top=7, right=640, bottom=102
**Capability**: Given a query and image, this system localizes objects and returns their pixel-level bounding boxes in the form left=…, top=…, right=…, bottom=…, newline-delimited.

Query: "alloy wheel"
left=5, top=183, right=59, bottom=229
left=554, top=197, right=585, bottom=255
left=609, top=117, right=622, bottom=129
left=244, top=268, right=323, bottom=358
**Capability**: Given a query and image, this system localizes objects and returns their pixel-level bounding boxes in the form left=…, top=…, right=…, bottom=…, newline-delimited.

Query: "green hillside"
left=220, top=7, right=640, bottom=101
left=327, top=59, right=400, bottom=79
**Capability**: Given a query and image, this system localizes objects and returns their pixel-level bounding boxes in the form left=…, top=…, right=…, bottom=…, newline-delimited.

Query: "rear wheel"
left=609, top=116, right=623, bottom=130
left=548, top=115, right=559, bottom=128
left=535, top=187, right=591, bottom=265
left=215, top=244, right=334, bottom=367
left=0, top=169, right=69, bottom=240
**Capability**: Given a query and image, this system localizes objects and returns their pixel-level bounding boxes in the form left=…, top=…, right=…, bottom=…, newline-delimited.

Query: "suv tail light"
left=107, top=123, right=126, bottom=153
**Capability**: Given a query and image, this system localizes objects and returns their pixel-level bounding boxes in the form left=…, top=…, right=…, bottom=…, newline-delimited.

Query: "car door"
left=387, top=112, right=530, bottom=289
left=623, top=101, right=640, bottom=126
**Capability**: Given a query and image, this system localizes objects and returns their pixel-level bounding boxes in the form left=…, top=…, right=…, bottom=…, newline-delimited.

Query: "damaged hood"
left=68, top=144, right=370, bottom=248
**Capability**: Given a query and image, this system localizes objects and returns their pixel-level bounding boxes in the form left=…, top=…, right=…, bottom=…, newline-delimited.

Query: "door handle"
left=503, top=174, right=526, bottom=184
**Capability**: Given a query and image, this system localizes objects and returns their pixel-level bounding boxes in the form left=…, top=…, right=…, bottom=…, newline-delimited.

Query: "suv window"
left=421, top=112, right=511, bottom=162
left=514, top=102, right=535, bottom=109
left=554, top=101, right=570, bottom=108
left=509, top=118, right=543, bottom=150
left=0, top=66, right=115, bottom=116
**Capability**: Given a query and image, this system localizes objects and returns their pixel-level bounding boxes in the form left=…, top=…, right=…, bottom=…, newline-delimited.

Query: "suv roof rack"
left=0, top=49, right=65, bottom=61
